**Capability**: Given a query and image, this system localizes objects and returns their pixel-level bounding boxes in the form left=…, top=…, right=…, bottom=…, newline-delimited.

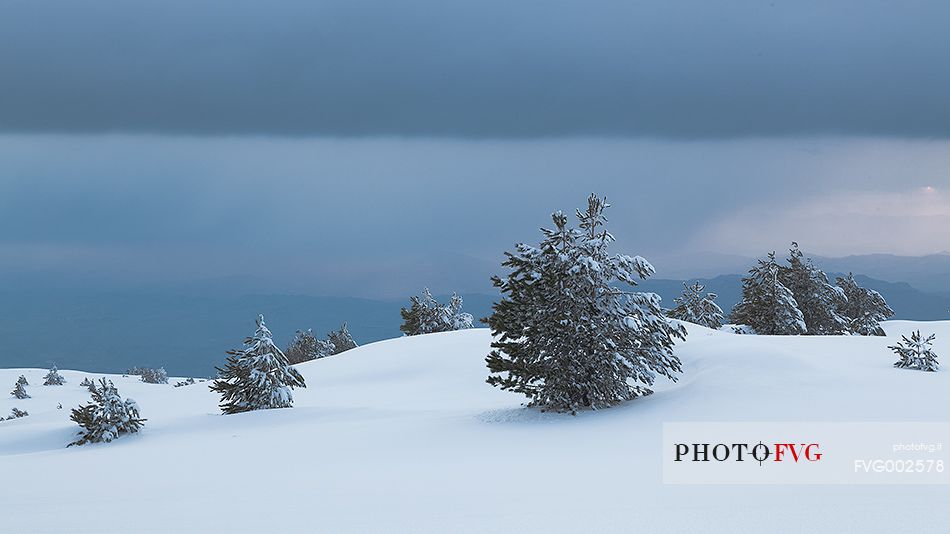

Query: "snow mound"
left=2, top=323, right=949, bottom=533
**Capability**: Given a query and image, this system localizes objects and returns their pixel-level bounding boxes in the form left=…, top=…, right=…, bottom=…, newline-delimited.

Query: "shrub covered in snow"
left=173, top=378, right=196, bottom=387
left=68, top=378, right=145, bottom=446
left=210, top=314, right=306, bottom=415
left=667, top=282, right=724, bottom=329
left=889, top=331, right=939, bottom=372
left=400, top=289, right=474, bottom=336
left=43, top=365, right=66, bottom=386
left=485, top=194, right=686, bottom=413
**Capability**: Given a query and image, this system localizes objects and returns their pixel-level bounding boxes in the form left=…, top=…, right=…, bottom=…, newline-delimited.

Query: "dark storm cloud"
left=2, top=135, right=949, bottom=296
left=1, top=0, right=948, bottom=137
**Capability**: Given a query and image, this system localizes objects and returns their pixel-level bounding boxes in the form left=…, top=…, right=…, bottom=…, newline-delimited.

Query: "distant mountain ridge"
left=2, top=270, right=947, bottom=377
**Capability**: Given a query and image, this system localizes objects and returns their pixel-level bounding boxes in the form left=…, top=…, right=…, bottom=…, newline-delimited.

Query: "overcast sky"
left=1, top=1, right=949, bottom=297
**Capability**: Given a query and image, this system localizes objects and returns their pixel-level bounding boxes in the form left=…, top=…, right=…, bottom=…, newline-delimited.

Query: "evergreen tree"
left=667, top=282, right=725, bottom=329
left=210, top=315, right=306, bottom=415
left=139, top=368, right=168, bottom=384
left=730, top=252, right=806, bottom=335
left=447, top=294, right=474, bottom=331
left=7, top=408, right=28, bottom=420
left=835, top=273, right=894, bottom=336
left=327, top=323, right=358, bottom=355
left=486, top=194, right=686, bottom=413
left=68, top=378, right=145, bottom=446
left=16, top=375, right=28, bottom=386
left=400, top=289, right=473, bottom=335
left=80, top=377, right=94, bottom=388
left=778, top=243, right=849, bottom=335
left=43, top=365, right=66, bottom=386
left=11, top=380, right=29, bottom=399
left=285, top=329, right=334, bottom=364
left=889, top=331, right=939, bottom=372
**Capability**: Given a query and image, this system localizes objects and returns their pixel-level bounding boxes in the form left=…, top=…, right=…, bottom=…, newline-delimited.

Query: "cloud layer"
left=1, top=0, right=949, bottom=137
left=2, top=135, right=948, bottom=296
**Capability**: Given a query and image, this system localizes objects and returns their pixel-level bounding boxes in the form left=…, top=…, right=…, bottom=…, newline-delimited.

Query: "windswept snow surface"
left=2, top=321, right=950, bottom=532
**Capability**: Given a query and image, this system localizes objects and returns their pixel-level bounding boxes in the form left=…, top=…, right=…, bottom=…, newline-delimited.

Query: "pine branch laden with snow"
left=210, top=314, right=307, bottom=415
left=327, top=323, right=358, bottom=355
left=889, top=330, right=939, bottom=372
left=730, top=252, right=807, bottom=335
left=399, top=289, right=474, bottom=336
left=16, top=375, right=28, bottom=386
left=835, top=273, right=894, bottom=336
left=667, top=281, right=725, bottom=330
left=10, top=380, right=30, bottom=399
left=778, top=243, right=850, bottom=335
left=485, top=194, right=686, bottom=414
left=68, top=378, right=145, bottom=446
left=43, top=365, right=66, bottom=386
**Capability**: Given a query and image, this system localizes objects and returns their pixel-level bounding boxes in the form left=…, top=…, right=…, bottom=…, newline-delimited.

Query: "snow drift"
left=1, top=321, right=949, bottom=533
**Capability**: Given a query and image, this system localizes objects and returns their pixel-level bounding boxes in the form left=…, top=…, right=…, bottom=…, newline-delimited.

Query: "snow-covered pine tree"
left=667, top=282, right=725, bottom=329
left=486, top=194, right=686, bottom=414
left=7, top=408, right=28, bottom=420
left=285, top=329, right=334, bottom=364
left=11, top=380, right=29, bottom=399
left=399, top=289, right=473, bottom=335
left=778, top=243, right=849, bottom=335
left=399, top=288, right=444, bottom=335
left=139, top=368, right=168, bottom=384
left=43, top=365, right=66, bottom=386
left=327, top=323, right=358, bottom=355
left=888, top=331, right=939, bottom=372
left=835, top=273, right=894, bottom=336
left=730, top=252, right=806, bottom=335
left=446, top=294, right=474, bottom=331
left=68, top=378, right=145, bottom=446
left=79, top=377, right=94, bottom=388
left=16, top=375, right=28, bottom=386
left=210, top=315, right=306, bottom=415
left=285, top=329, right=318, bottom=364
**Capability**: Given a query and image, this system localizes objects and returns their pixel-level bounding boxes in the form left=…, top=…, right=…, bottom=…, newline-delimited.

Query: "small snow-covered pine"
left=11, top=380, right=30, bottom=399
left=835, top=273, right=894, bottom=336
left=400, top=289, right=473, bottom=335
left=68, top=378, right=145, bottom=446
left=447, top=294, right=474, bottom=331
left=889, top=331, right=939, bottom=372
left=730, top=252, right=806, bottom=335
left=779, top=243, right=849, bottom=335
left=16, top=375, right=28, bottom=386
left=285, top=329, right=334, bottom=364
left=43, top=365, right=66, bottom=386
left=139, top=368, right=168, bottom=384
left=6, top=408, right=28, bottom=420
left=210, top=314, right=307, bottom=415
left=486, top=194, right=686, bottom=413
left=327, top=323, right=358, bottom=355
left=667, top=282, right=725, bottom=330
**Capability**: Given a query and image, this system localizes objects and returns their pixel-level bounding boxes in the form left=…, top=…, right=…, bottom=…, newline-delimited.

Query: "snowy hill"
left=2, top=322, right=949, bottom=533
